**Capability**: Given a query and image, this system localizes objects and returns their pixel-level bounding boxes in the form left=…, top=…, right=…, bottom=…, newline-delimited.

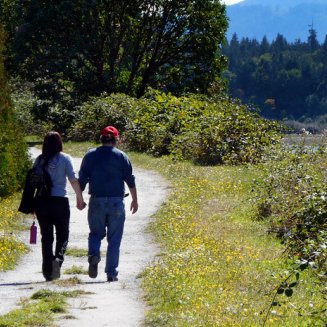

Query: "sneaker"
left=107, top=276, right=118, bottom=282
left=50, top=259, right=61, bottom=280
left=88, top=255, right=100, bottom=278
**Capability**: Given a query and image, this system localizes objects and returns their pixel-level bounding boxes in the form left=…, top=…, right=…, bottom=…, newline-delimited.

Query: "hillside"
left=227, top=0, right=327, bottom=43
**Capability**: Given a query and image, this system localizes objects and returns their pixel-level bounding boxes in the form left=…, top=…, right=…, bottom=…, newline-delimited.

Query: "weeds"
left=0, top=194, right=29, bottom=271
left=129, top=152, right=325, bottom=326
left=54, top=276, right=84, bottom=287
left=64, top=265, right=88, bottom=275
left=0, top=289, right=92, bottom=326
left=65, top=247, right=88, bottom=258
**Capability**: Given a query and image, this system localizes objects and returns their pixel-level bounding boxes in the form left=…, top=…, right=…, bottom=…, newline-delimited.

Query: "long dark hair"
left=42, top=131, right=63, bottom=164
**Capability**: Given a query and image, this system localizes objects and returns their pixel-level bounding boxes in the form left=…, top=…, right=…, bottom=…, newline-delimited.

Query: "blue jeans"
left=87, top=197, right=126, bottom=278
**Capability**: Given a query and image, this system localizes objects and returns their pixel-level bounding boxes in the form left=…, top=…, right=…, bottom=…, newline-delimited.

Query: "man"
left=78, top=126, right=138, bottom=282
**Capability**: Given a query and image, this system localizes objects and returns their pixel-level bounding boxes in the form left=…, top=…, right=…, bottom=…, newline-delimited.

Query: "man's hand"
left=130, top=200, right=138, bottom=214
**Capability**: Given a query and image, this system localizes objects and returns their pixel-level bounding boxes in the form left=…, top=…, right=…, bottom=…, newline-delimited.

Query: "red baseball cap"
left=101, top=126, right=119, bottom=138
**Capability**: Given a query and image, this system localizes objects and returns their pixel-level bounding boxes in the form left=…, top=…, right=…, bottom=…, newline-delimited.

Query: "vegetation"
left=251, top=138, right=327, bottom=321
left=64, top=265, right=88, bottom=275
left=1, top=0, right=228, bottom=131
left=54, top=276, right=84, bottom=287
left=70, top=90, right=282, bottom=165
left=0, top=289, right=90, bottom=326
left=65, top=247, right=88, bottom=258
left=223, top=28, right=327, bottom=124
left=0, top=1, right=325, bottom=325
left=0, top=195, right=28, bottom=271
left=0, top=25, right=30, bottom=198
left=127, top=152, right=326, bottom=326
left=0, top=26, right=30, bottom=273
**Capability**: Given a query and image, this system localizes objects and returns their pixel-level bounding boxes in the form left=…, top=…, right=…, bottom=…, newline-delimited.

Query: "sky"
left=223, top=0, right=244, bottom=5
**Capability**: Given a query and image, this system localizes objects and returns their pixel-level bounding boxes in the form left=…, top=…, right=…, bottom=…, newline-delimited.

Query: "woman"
left=34, top=131, right=85, bottom=281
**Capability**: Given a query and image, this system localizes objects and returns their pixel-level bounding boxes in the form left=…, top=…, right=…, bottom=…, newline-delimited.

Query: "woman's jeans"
left=88, top=197, right=126, bottom=278
left=35, top=196, right=70, bottom=279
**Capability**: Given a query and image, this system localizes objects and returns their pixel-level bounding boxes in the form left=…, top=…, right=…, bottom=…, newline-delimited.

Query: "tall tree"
left=6, top=0, right=228, bottom=102
left=307, top=24, right=319, bottom=52
left=260, top=36, right=270, bottom=54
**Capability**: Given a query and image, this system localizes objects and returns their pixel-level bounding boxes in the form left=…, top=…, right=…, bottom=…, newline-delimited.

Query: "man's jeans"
left=88, top=197, right=126, bottom=278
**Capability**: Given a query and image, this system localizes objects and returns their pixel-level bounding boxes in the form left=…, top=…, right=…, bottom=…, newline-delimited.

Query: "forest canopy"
left=223, top=28, right=327, bottom=123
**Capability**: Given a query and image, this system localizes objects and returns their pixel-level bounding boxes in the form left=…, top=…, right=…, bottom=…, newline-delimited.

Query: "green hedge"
left=0, top=26, right=30, bottom=197
left=69, top=89, right=282, bottom=165
left=68, top=93, right=138, bottom=142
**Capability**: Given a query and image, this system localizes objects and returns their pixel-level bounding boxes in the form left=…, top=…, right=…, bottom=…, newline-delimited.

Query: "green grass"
left=0, top=289, right=90, bottom=326
left=0, top=194, right=29, bottom=271
left=64, top=265, right=88, bottom=275
left=126, top=152, right=325, bottom=327
left=63, top=141, right=98, bottom=157
left=54, top=276, right=84, bottom=287
left=65, top=247, right=88, bottom=258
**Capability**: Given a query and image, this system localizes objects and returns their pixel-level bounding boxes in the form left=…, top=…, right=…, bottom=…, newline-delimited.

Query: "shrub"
left=68, top=93, right=138, bottom=141
left=69, top=89, right=282, bottom=165
left=0, top=26, right=30, bottom=197
left=10, top=78, right=53, bottom=136
left=251, top=141, right=327, bottom=314
left=170, top=96, right=282, bottom=165
left=125, top=90, right=282, bottom=164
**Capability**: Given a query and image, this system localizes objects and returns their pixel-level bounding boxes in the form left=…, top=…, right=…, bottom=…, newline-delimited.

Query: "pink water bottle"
left=30, top=221, right=37, bottom=244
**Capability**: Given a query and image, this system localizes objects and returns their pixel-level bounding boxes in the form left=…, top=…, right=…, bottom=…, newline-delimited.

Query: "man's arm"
left=78, top=155, right=90, bottom=192
left=128, top=186, right=138, bottom=214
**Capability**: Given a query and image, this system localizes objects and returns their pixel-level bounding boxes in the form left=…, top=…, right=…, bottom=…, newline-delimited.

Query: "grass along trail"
left=131, top=154, right=325, bottom=327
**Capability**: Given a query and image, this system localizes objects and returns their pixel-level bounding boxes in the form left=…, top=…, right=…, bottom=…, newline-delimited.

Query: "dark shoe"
left=50, top=259, right=61, bottom=280
left=107, top=276, right=118, bottom=282
left=88, top=255, right=100, bottom=278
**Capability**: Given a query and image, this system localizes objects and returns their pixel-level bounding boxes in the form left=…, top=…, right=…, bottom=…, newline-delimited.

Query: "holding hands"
left=77, top=198, right=87, bottom=210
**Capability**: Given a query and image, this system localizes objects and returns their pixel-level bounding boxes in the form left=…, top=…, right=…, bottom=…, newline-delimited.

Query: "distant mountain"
left=226, top=0, right=327, bottom=43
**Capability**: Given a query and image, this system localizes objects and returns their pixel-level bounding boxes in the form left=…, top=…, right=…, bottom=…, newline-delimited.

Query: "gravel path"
left=0, top=148, right=169, bottom=326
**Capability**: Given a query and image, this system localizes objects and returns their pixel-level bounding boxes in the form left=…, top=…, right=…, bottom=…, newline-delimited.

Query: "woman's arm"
left=69, top=178, right=86, bottom=210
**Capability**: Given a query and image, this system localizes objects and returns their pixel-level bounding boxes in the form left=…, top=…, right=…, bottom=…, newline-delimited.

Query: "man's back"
left=78, top=145, right=135, bottom=197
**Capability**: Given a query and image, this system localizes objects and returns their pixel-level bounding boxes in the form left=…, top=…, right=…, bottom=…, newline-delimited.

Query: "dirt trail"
left=0, top=148, right=170, bottom=326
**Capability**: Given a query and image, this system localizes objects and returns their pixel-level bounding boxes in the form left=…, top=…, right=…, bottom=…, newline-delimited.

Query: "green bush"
left=69, top=89, right=282, bottom=165
left=251, top=141, right=327, bottom=314
left=125, top=90, right=282, bottom=164
left=9, top=78, right=53, bottom=136
left=0, top=26, right=30, bottom=197
left=68, top=93, right=138, bottom=141
left=170, top=96, right=282, bottom=165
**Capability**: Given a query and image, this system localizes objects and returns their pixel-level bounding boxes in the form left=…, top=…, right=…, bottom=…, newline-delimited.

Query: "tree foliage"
left=223, top=29, right=327, bottom=122
left=1, top=0, right=227, bottom=128
left=0, top=25, right=29, bottom=197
